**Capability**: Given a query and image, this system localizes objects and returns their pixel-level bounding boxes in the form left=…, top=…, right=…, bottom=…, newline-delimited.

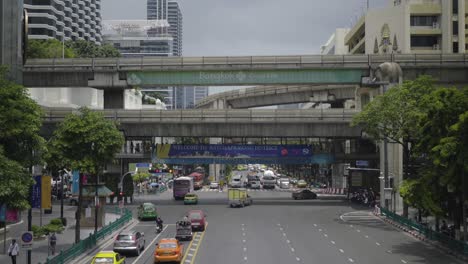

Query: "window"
left=453, top=0, right=458, bottom=14
left=411, top=36, right=438, bottom=47
left=453, top=42, right=459, bottom=53
left=410, top=16, right=438, bottom=27
left=453, top=21, right=458, bottom=35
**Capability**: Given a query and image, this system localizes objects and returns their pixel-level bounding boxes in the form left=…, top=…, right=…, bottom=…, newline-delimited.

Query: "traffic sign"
left=21, top=231, right=33, bottom=250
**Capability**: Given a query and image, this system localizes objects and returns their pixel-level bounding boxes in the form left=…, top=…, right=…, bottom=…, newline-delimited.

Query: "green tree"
left=65, top=40, right=121, bottom=58
left=49, top=107, right=124, bottom=243
left=352, top=76, right=436, bottom=217
left=27, top=39, right=75, bottom=59
left=0, top=67, right=44, bottom=209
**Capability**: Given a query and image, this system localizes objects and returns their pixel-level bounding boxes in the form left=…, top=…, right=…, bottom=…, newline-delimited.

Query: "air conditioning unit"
left=433, top=44, right=440, bottom=50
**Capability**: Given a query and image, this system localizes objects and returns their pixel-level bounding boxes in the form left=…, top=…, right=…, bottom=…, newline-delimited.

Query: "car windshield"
left=174, top=180, right=190, bottom=188
left=94, top=257, right=114, bottom=263
left=186, top=194, right=196, bottom=198
left=143, top=205, right=155, bottom=211
left=117, top=235, right=133, bottom=241
left=189, top=212, right=202, bottom=220
left=159, top=243, right=177, bottom=249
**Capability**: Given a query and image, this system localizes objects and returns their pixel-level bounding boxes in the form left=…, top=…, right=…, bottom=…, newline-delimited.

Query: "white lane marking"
left=356, top=229, right=361, bottom=233
left=132, top=224, right=168, bottom=263
left=277, top=223, right=281, bottom=226
left=313, top=224, right=317, bottom=227
left=291, top=247, right=295, bottom=252
left=242, top=239, right=246, bottom=243
left=244, top=256, right=248, bottom=261
left=339, top=249, right=344, bottom=253
left=401, top=260, right=407, bottom=264
left=365, top=235, right=369, bottom=239
left=243, top=233, right=246, bottom=236
left=348, top=258, right=355, bottom=263
left=280, top=227, right=283, bottom=231
left=283, top=233, right=287, bottom=236
left=185, top=260, right=191, bottom=263
left=318, top=229, right=322, bottom=232
left=296, top=257, right=301, bottom=262
left=189, top=248, right=196, bottom=251
left=350, top=225, right=353, bottom=228
left=137, top=223, right=176, bottom=226
left=192, top=243, right=198, bottom=246
left=187, top=253, right=193, bottom=257
left=376, top=242, right=381, bottom=246
left=331, top=241, right=336, bottom=245
left=286, top=240, right=290, bottom=244
left=324, top=234, right=328, bottom=238
left=242, top=224, right=245, bottom=226
left=243, top=247, right=247, bottom=252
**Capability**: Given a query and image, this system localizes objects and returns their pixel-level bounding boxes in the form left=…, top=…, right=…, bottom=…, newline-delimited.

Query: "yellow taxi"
left=154, top=238, right=183, bottom=263
left=91, top=251, right=126, bottom=264
left=184, top=193, right=198, bottom=205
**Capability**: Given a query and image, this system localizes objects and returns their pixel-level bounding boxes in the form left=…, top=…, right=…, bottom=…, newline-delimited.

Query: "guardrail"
left=42, top=108, right=358, bottom=124
left=380, top=207, right=468, bottom=256
left=41, top=208, right=133, bottom=264
left=24, top=53, right=468, bottom=72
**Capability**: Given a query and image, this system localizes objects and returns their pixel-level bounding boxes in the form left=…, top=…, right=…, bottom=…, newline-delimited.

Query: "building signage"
left=41, top=175, right=52, bottom=210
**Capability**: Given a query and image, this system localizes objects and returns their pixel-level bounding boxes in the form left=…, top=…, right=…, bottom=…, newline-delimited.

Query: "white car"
left=250, top=181, right=261, bottom=189
left=210, top=182, right=219, bottom=189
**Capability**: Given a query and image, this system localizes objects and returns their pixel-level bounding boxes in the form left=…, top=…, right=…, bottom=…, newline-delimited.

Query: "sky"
left=101, top=0, right=389, bottom=57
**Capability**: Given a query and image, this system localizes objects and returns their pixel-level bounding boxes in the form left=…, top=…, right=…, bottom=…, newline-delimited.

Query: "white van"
left=230, top=175, right=243, bottom=188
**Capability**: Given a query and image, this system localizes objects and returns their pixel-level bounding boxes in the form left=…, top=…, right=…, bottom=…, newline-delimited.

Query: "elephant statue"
left=372, top=62, right=403, bottom=84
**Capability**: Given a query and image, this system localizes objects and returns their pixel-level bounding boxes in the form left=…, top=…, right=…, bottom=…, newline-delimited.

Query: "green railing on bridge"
left=380, top=207, right=468, bottom=256
left=40, top=208, right=133, bottom=264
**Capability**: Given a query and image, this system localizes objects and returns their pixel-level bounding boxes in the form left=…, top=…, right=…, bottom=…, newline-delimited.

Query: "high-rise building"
left=174, top=86, right=209, bottom=109
left=147, top=0, right=182, bottom=56
left=102, top=20, right=173, bottom=57
left=345, top=0, right=467, bottom=55
left=24, top=0, right=102, bottom=44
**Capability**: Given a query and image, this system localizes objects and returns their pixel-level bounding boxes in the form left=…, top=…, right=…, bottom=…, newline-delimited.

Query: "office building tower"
left=345, top=0, right=467, bottom=54
left=147, top=0, right=182, bottom=56
left=174, top=86, right=209, bottom=109
left=24, top=0, right=102, bottom=44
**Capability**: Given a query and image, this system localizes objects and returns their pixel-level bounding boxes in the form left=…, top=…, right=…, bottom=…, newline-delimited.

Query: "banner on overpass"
left=153, top=144, right=334, bottom=164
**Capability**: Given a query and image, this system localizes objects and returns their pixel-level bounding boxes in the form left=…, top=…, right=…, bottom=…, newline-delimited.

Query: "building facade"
left=24, top=0, right=102, bottom=44
left=345, top=0, right=468, bottom=54
left=320, top=28, right=350, bottom=55
left=174, top=86, right=209, bottom=109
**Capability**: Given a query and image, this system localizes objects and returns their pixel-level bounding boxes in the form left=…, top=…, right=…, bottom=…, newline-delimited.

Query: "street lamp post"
left=60, top=170, right=64, bottom=220
left=384, top=137, right=389, bottom=209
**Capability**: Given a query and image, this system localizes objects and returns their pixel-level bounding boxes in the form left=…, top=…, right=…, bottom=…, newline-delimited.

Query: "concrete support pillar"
left=379, top=141, right=404, bottom=213
left=104, top=89, right=125, bottom=109
left=209, top=138, right=223, bottom=181
left=331, top=163, right=346, bottom=188
left=459, top=0, right=466, bottom=53
left=0, top=0, right=23, bottom=83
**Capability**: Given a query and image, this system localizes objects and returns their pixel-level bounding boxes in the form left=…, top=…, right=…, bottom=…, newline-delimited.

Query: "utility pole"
left=60, top=170, right=64, bottom=220
left=94, top=173, right=99, bottom=234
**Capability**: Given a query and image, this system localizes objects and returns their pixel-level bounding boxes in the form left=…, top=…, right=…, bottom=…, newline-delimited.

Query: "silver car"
left=113, top=230, right=145, bottom=256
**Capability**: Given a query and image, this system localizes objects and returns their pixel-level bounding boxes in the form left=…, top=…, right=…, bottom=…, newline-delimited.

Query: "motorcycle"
left=156, top=224, right=163, bottom=233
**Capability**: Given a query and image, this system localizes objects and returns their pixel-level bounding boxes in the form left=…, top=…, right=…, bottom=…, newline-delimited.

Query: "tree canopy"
left=48, top=108, right=124, bottom=175
left=27, top=39, right=121, bottom=59
left=352, top=76, right=468, bottom=225
left=0, top=66, right=44, bottom=209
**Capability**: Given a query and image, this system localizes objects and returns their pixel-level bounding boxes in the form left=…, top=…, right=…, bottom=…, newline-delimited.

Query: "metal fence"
left=40, top=208, right=132, bottom=264
left=380, top=207, right=468, bottom=256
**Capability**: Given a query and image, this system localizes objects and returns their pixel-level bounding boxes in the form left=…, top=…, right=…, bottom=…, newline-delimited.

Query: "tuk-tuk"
left=175, top=220, right=192, bottom=241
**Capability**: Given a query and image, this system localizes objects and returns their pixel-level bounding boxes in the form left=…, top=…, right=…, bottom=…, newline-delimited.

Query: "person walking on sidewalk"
left=49, top=233, right=57, bottom=255
left=7, top=239, right=19, bottom=264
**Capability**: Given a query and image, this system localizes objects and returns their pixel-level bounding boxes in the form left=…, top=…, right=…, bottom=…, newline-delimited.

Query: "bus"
left=173, top=177, right=194, bottom=200
left=188, top=172, right=204, bottom=190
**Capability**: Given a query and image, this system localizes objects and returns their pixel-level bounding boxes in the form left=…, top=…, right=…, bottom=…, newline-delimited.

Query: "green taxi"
left=184, top=193, right=198, bottom=205
left=137, top=202, right=158, bottom=220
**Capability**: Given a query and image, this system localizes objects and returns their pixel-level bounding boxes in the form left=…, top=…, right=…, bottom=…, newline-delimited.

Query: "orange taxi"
left=154, top=238, right=183, bottom=263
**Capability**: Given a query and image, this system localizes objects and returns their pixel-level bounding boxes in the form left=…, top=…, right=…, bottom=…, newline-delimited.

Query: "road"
left=74, top=180, right=465, bottom=264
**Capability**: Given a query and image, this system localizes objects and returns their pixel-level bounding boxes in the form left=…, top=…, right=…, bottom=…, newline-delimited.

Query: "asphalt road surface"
left=85, top=184, right=464, bottom=264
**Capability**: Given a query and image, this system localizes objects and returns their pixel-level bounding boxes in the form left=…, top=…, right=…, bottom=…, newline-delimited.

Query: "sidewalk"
left=0, top=205, right=120, bottom=264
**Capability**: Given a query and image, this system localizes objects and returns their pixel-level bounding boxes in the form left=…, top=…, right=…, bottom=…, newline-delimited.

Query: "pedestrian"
left=7, top=239, right=19, bottom=264
left=49, top=233, right=57, bottom=255
left=130, top=141, right=134, bottom=153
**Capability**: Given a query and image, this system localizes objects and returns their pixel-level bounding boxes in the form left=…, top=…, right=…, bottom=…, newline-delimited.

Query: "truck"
left=228, top=188, right=252, bottom=208
left=261, top=170, right=276, bottom=189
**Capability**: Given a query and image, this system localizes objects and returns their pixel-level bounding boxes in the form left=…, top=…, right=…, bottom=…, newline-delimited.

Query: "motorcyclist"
left=156, top=216, right=163, bottom=231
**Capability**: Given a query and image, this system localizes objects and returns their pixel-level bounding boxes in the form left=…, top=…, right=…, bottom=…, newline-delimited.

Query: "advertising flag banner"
left=153, top=144, right=325, bottom=164
left=0, top=205, right=6, bottom=222
left=72, top=170, right=79, bottom=194
left=32, top=175, right=41, bottom=208
left=6, top=209, right=18, bottom=222
left=41, top=175, right=52, bottom=209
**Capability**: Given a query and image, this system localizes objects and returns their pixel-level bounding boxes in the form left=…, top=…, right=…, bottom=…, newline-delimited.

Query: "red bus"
left=188, top=172, right=204, bottom=190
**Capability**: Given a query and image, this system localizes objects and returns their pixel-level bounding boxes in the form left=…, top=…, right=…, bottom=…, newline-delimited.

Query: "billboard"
left=153, top=144, right=326, bottom=164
